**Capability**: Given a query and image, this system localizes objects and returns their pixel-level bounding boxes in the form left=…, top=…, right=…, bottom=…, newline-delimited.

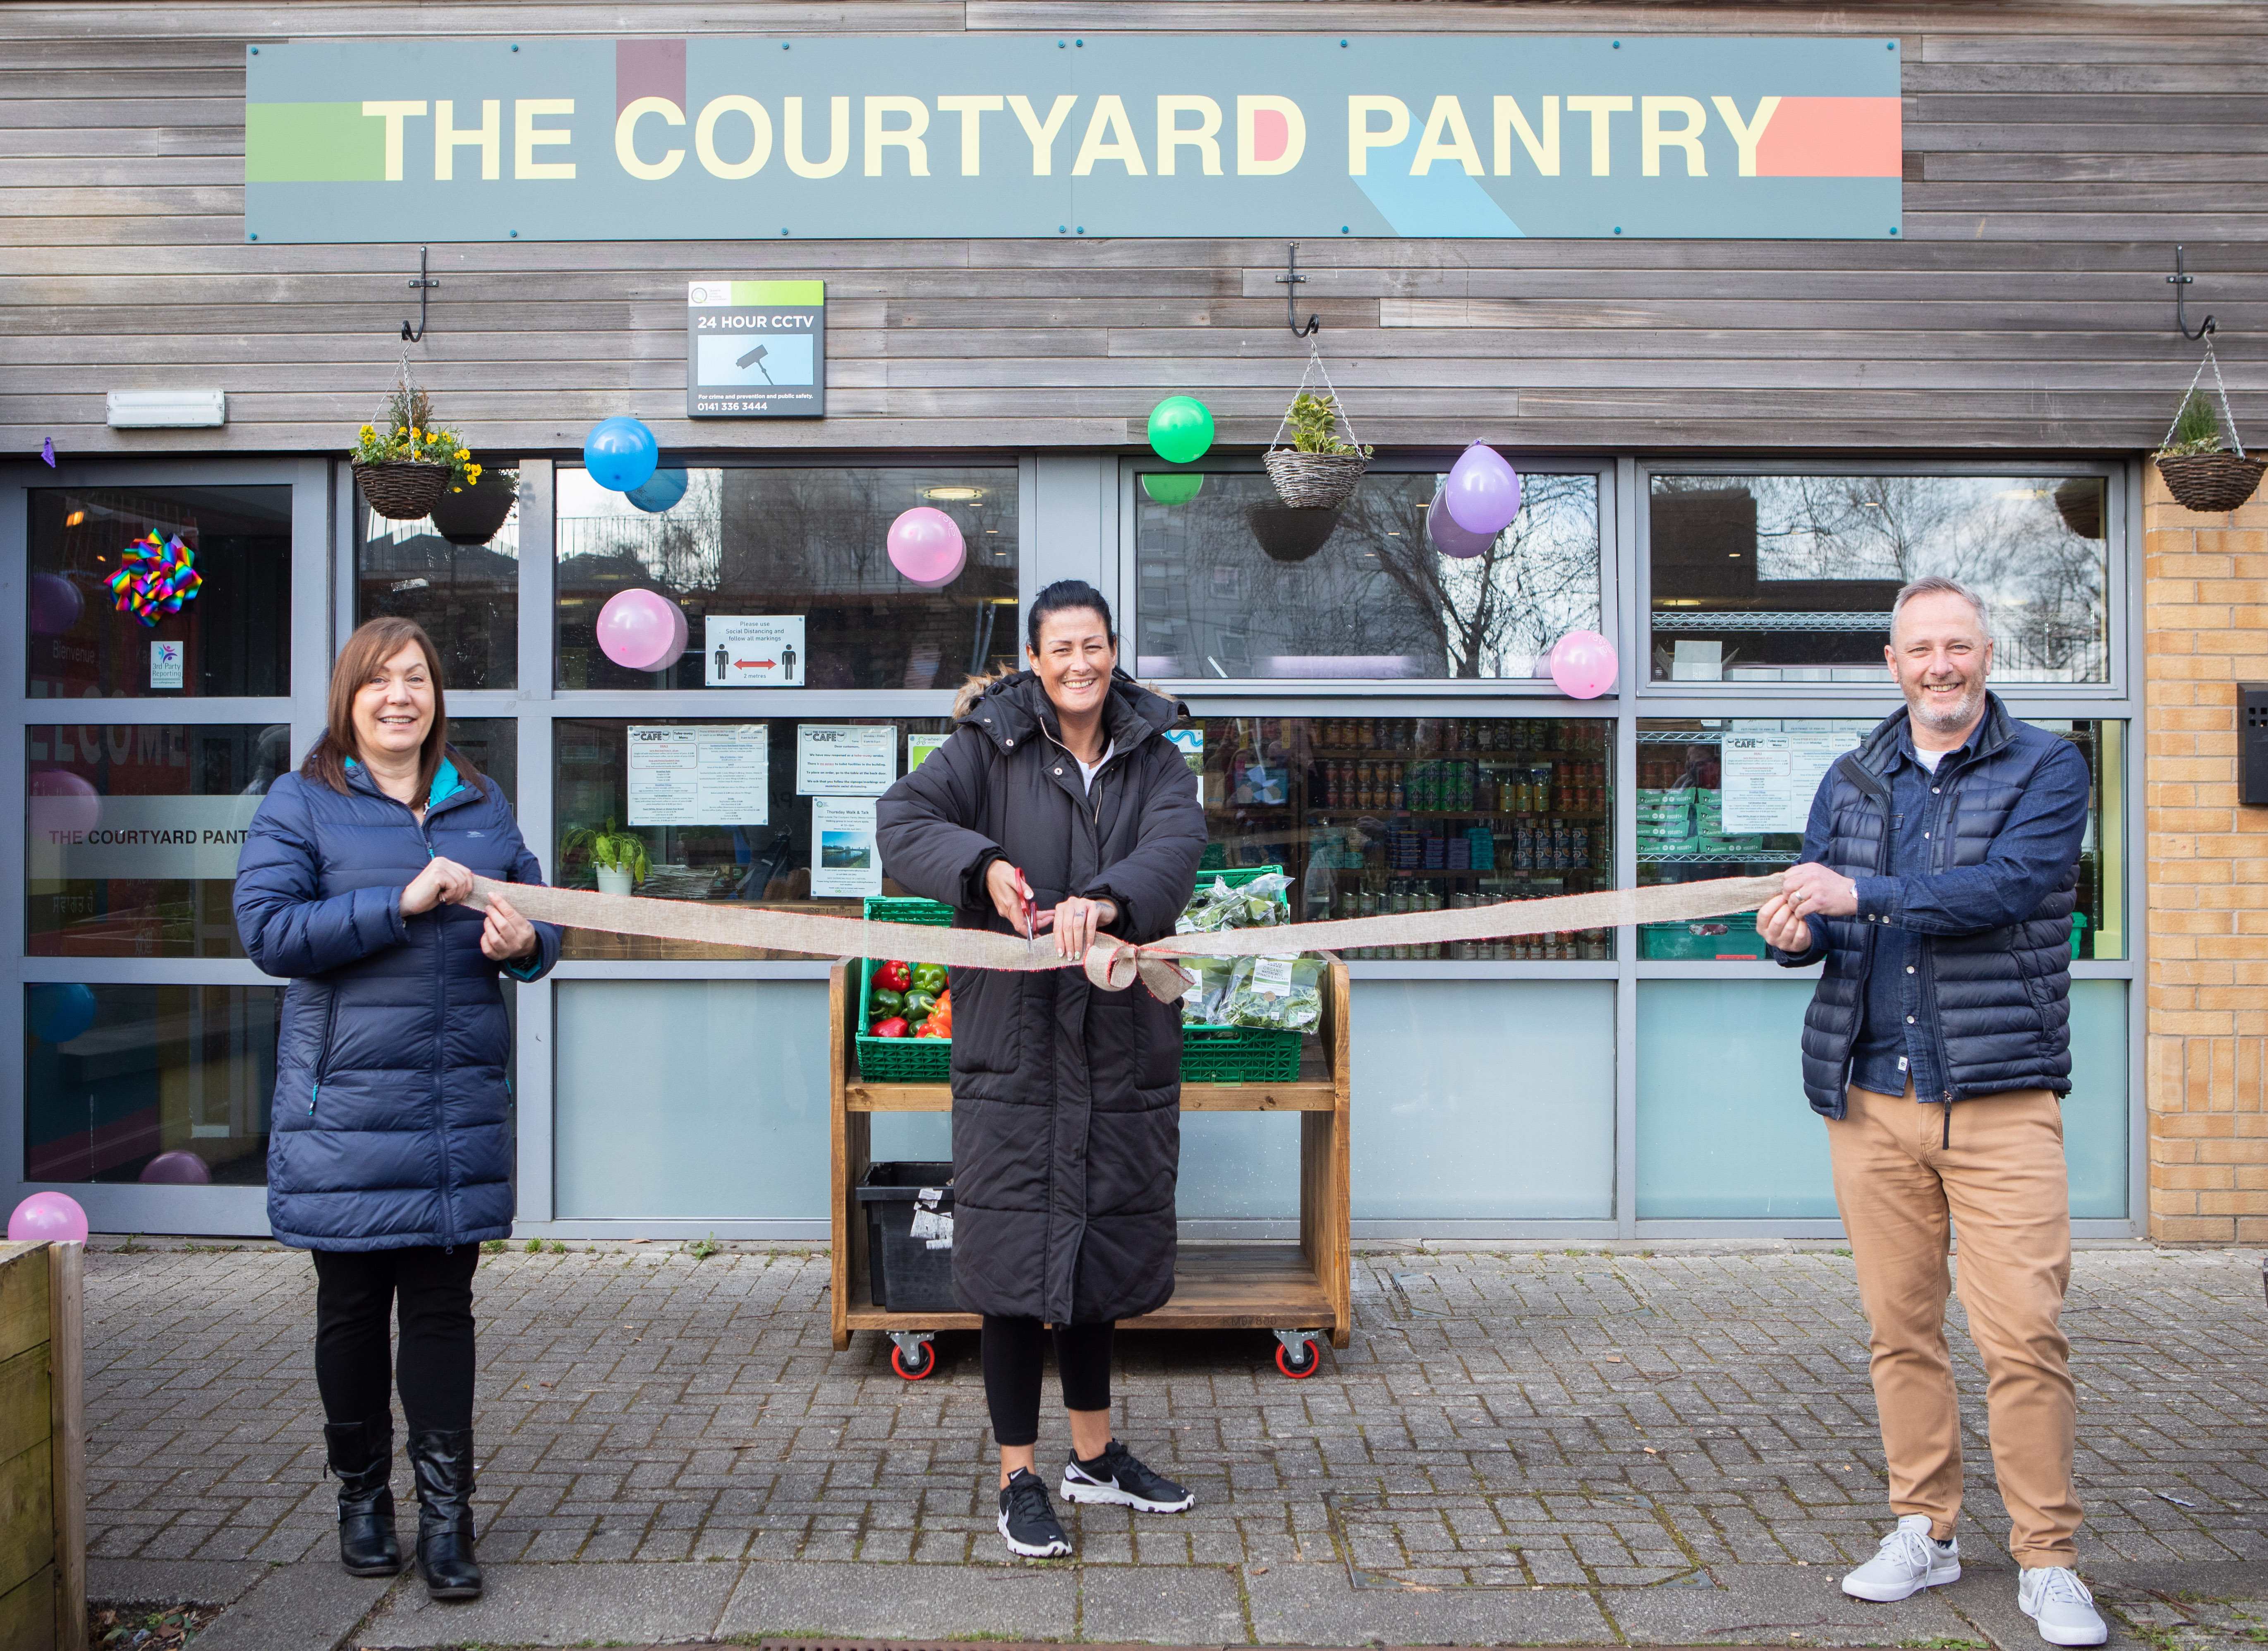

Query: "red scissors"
left=1013, top=865, right=1038, bottom=950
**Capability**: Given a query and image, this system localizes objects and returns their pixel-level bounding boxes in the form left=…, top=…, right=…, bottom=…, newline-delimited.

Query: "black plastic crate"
left=855, top=1160, right=959, bottom=1313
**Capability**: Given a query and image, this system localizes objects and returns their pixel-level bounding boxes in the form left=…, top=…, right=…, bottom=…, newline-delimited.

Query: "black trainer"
left=1061, top=1439, right=1195, bottom=1513
left=997, top=1467, right=1073, bottom=1558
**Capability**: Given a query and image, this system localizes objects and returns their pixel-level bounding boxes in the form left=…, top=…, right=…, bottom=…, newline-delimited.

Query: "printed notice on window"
left=810, top=796, right=882, bottom=899
left=626, top=725, right=770, bottom=826
left=1721, top=720, right=1870, bottom=834
left=796, top=725, right=896, bottom=796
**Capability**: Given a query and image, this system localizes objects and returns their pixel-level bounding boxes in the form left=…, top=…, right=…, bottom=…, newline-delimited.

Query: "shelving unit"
left=827, top=957, right=1353, bottom=1380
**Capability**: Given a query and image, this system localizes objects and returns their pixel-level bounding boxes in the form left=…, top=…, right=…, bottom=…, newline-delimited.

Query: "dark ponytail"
left=1026, top=580, right=1116, bottom=652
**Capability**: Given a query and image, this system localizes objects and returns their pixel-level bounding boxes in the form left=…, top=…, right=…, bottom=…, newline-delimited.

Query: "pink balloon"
left=1428, top=501, right=1497, bottom=559
left=594, top=588, right=689, bottom=672
left=30, top=768, right=100, bottom=837
left=140, top=1150, right=212, bottom=1186
left=9, top=1191, right=89, bottom=1244
left=1549, top=630, right=1619, bottom=700
left=887, top=507, right=967, bottom=588
left=1442, top=442, right=1523, bottom=537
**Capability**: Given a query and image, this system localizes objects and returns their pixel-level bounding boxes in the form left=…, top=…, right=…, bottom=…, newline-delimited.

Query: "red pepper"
left=869, top=1016, right=909, bottom=1038
left=875, top=960, right=911, bottom=993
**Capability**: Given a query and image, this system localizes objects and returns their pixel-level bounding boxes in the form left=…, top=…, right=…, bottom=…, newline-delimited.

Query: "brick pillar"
left=2143, top=465, right=2268, bottom=1242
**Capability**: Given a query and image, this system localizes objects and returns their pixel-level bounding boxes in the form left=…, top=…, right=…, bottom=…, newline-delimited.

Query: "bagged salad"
left=1178, top=956, right=1237, bottom=1026
left=1222, top=953, right=1324, bottom=1033
left=1176, top=871, right=1293, bottom=935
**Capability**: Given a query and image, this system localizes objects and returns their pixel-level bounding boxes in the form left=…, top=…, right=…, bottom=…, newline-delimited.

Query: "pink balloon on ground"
left=1549, top=630, right=1619, bottom=699
left=1442, top=442, right=1523, bottom=537
left=887, top=507, right=967, bottom=587
left=30, top=768, right=100, bottom=836
left=594, top=588, right=689, bottom=672
left=1428, top=501, right=1497, bottom=559
left=140, top=1150, right=212, bottom=1186
left=8, top=1191, right=89, bottom=1244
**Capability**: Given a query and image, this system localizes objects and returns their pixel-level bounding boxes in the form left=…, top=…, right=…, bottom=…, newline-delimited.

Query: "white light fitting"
left=107, top=389, right=227, bottom=428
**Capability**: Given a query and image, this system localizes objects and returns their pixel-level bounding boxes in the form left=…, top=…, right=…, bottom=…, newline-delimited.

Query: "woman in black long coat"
left=876, top=580, right=1207, bottom=1560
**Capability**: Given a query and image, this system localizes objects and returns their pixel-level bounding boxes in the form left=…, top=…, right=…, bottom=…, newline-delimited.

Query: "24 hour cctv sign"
left=243, top=35, right=1902, bottom=241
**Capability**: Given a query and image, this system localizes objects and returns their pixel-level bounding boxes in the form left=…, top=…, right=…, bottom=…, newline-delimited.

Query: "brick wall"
left=2144, top=466, right=2268, bottom=1243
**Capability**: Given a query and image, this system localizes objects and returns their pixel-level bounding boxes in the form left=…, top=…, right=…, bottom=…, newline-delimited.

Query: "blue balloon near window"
left=625, top=468, right=688, bottom=514
left=582, top=416, right=660, bottom=492
left=29, top=983, right=96, bottom=1045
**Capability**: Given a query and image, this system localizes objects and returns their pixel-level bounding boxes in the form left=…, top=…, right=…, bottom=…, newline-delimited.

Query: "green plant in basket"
left=2160, top=387, right=2232, bottom=457
left=1283, top=390, right=1373, bottom=458
left=350, top=376, right=485, bottom=489
left=560, top=817, right=649, bottom=882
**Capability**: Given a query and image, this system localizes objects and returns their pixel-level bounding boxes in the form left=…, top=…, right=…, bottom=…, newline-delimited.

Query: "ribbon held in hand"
left=465, top=872, right=1787, bottom=1003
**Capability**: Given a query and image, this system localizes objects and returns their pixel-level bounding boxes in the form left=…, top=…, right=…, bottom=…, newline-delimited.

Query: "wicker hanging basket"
left=1264, top=347, right=1369, bottom=511
left=2051, top=477, right=2105, bottom=539
left=354, top=460, right=451, bottom=522
left=2154, top=341, right=2265, bottom=514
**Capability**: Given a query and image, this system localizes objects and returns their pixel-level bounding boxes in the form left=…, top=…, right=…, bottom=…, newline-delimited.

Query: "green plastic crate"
left=855, top=896, right=956, bottom=1082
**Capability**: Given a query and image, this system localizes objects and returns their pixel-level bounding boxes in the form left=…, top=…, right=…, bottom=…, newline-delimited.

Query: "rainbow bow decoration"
left=106, top=532, right=202, bottom=626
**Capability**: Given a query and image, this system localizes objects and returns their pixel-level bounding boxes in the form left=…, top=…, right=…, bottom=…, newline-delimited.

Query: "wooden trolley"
left=828, top=957, right=1352, bottom=1380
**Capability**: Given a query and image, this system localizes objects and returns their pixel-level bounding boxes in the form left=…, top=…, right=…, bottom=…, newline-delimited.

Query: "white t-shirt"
left=1077, top=741, right=1116, bottom=793
left=1914, top=745, right=1949, bottom=774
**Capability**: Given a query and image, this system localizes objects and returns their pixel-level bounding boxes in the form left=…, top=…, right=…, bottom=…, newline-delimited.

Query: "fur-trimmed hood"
left=948, top=666, right=1187, bottom=751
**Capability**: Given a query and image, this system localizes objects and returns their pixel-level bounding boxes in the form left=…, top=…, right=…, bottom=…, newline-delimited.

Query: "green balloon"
left=1147, top=395, right=1215, bottom=465
left=1141, top=472, right=1206, bottom=506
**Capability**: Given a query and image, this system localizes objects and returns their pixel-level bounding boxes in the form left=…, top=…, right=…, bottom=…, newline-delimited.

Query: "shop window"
left=553, top=467, right=1018, bottom=692
left=553, top=716, right=951, bottom=960
left=1633, top=717, right=2123, bottom=961
left=357, top=481, right=519, bottom=690
left=27, top=485, right=292, bottom=699
left=1190, top=714, right=1613, bottom=960
left=1133, top=470, right=1600, bottom=681
left=445, top=718, right=516, bottom=808
left=24, top=982, right=278, bottom=1186
left=1646, top=473, right=2109, bottom=685
left=26, top=721, right=288, bottom=959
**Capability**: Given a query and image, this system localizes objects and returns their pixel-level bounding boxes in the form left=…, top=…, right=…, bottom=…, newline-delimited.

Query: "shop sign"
left=687, top=280, right=824, bottom=418
left=243, top=35, right=1902, bottom=242
left=28, top=795, right=262, bottom=883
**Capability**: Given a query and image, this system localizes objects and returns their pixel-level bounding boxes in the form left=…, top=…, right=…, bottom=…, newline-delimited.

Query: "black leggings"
left=981, top=1316, right=1114, bottom=1449
left=311, top=1245, right=479, bottom=1433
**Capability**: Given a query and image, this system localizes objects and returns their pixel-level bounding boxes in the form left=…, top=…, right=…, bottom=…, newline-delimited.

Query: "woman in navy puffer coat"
left=235, top=617, right=559, bottom=1602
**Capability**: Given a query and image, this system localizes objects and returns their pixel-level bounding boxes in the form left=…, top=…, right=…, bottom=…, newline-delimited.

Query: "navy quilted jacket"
left=234, top=754, right=561, bottom=1251
left=1772, top=695, right=2087, bottom=1117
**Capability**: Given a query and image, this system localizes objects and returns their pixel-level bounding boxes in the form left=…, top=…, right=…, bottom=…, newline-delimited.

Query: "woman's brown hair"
left=302, top=617, right=484, bottom=799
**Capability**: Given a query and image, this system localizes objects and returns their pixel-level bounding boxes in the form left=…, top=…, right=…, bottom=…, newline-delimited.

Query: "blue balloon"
left=29, top=983, right=96, bottom=1045
left=625, top=468, right=688, bottom=514
left=583, top=416, right=660, bottom=492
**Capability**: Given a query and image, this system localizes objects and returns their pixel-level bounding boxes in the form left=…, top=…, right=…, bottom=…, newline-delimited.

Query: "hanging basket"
left=1245, top=503, right=1343, bottom=564
left=354, top=460, right=450, bottom=522
left=1264, top=346, right=1370, bottom=511
left=2156, top=453, right=2265, bottom=514
left=428, top=474, right=518, bottom=546
left=2051, top=477, right=2105, bottom=539
left=2154, top=340, right=2265, bottom=514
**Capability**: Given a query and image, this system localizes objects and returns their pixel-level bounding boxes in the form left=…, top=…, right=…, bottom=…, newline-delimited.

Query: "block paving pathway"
left=77, top=1240, right=2268, bottom=1649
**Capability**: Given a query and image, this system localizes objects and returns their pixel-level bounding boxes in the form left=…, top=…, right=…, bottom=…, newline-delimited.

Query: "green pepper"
left=902, top=988, right=939, bottom=1020
left=870, top=987, right=905, bottom=1019
left=910, top=961, right=948, bottom=997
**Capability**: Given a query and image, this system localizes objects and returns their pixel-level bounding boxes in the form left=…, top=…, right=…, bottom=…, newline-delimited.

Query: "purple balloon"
left=594, top=588, right=689, bottom=672
left=887, top=507, right=968, bottom=588
left=30, top=573, right=82, bottom=635
left=140, top=1150, right=212, bottom=1186
left=1549, top=630, right=1619, bottom=700
left=8, top=1191, right=89, bottom=1244
left=1428, top=501, right=1497, bottom=559
left=1442, top=442, right=1523, bottom=537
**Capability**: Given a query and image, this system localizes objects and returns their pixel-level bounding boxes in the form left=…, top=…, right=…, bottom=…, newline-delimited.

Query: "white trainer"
left=2019, top=1566, right=2108, bottom=1646
left=1841, top=1514, right=1961, bottom=1602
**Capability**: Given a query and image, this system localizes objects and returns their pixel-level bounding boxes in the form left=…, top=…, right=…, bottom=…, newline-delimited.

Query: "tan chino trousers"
left=1826, top=1081, right=2081, bottom=1567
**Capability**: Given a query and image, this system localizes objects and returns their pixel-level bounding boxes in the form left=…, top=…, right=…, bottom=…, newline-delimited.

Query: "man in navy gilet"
left=1756, top=575, right=2103, bottom=1646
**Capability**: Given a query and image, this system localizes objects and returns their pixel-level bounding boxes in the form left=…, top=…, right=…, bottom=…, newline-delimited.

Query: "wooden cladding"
left=3, top=2, right=2266, bottom=456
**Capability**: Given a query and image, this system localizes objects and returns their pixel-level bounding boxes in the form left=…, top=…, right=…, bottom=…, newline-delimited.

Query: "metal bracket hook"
left=2170, top=244, right=2215, bottom=341
left=400, top=246, right=439, bottom=344
left=1278, top=242, right=1320, bottom=338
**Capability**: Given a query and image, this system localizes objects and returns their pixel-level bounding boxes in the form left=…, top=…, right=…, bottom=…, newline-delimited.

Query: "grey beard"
left=1911, top=681, right=1984, bottom=733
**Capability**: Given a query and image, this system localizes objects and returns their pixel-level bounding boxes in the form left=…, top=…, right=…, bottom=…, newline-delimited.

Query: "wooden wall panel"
left=2, top=0, right=2264, bottom=458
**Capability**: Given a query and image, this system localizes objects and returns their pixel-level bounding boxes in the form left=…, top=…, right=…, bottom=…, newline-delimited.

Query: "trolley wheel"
left=1275, top=1339, right=1320, bottom=1380
left=890, top=1340, right=936, bottom=1380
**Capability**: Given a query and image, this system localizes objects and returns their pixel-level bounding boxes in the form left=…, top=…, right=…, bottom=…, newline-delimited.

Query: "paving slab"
left=1245, top=1557, right=1618, bottom=1645
left=1602, top=1562, right=1979, bottom=1645
left=88, top=1556, right=271, bottom=1606
left=1080, top=1560, right=1251, bottom=1643
left=715, top=1559, right=1080, bottom=1639
left=183, top=1561, right=393, bottom=1651
left=356, top=1560, right=739, bottom=1646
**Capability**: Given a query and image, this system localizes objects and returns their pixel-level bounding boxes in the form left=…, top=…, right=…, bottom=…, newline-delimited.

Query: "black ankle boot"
left=406, top=1428, right=483, bottom=1599
left=323, top=1416, right=402, bottom=1576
